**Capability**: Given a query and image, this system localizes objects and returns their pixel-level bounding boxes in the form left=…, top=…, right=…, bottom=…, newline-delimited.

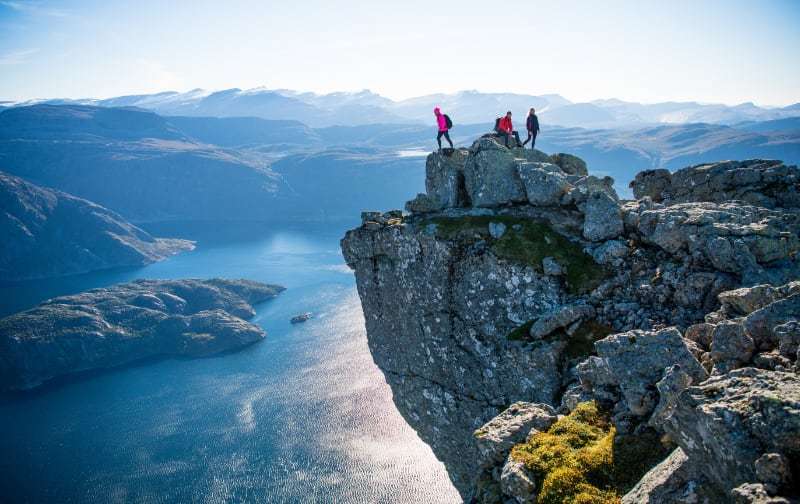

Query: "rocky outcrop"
left=630, top=159, right=800, bottom=209
left=0, top=171, right=194, bottom=281
left=0, top=279, right=284, bottom=391
left=342, top=136, right=800, bottom=501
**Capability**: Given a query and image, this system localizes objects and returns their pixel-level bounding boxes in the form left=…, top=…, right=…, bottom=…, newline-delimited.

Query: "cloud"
left=0, top=1, right=70, bottom=17
left=0, top=47, right=38, bottom=65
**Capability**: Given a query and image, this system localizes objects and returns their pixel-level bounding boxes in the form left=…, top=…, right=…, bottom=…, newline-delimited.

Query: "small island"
left=0, top=278, right=285, bottom=391
left=291, top=312, right=312, bottom=324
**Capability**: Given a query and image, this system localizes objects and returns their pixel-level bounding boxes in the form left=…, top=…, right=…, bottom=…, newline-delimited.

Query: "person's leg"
left=522, top=131, right=532, bottom=147
left=531, top=133, right=537, bottom=149
left=512, top=130, right=522, bottom=146
left=443, top=130, right=454, bottom=148
left=437, top=131, right=443, bottom=150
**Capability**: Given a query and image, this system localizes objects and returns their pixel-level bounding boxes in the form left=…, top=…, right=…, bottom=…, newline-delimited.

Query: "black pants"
left=437, top=130, right=453, bottom=149
left=523, top=131, right=537, bottom=148
left=495, top=129, right=522, bottom=147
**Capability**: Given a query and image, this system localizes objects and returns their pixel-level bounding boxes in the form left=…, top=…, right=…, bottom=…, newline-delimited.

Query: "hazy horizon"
left=1, top=0, right=799, bottom=106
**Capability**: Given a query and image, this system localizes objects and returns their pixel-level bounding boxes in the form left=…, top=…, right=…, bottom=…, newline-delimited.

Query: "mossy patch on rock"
left=421, top=216, right=606, bottom=294
left=509, top=401, right=671, bottom=503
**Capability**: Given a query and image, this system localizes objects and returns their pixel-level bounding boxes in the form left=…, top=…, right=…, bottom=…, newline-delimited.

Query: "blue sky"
left=1, top=0, right=799, bottom=105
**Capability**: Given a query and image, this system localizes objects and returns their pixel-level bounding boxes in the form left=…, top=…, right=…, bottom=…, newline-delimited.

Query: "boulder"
left=541, top=257, right=563, bottom=276
left=648, top=364, right=693, bottom=426
left=590, top=239, right=629, bottom=266
left=634, top=202, right=799, bottom=274
left=622, top=448, right=716, bottom=504
left=516, top=162, right=571, bottom=206
left=405, top=193, right=442, bottom=214
left=719, top=284, right=781, bottom=316
left=529, top=304, right=595, bottom=340
left=663, top=368, right=800, bottom=492
left=630, top=168, right=672, bottom=202
left=463, top=140, right=527, bottom=207
left=656, top=159, right=800, bottom=209
left=593, top=328, right=708, bottom=417
left=731, top=483, right=792, bottom=503
left=549, top=153, right=588, bottom=176
left=474, top=402, right=557, bottom=467
left=424, top=148, right=470, bottom=208
left=583, top=191, right=624, bottom=241
left=710, top=321, right=756, bottom=372
left=744, top=294, right=800, bottom=350
left=500, top=458, right=538, bottom=503
left=775, top=321, right=800, bottom=359
left=754, top=453, right=793, bottom=494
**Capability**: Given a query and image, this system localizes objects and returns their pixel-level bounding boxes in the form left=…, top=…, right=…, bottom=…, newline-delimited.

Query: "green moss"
left=509, top=402, right=670, bottom=503
left=421, top=216, right=606, bottom=294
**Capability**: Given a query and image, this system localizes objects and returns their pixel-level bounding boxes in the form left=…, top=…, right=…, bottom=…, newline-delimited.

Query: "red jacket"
left=498, top=116, right=513, bottom=133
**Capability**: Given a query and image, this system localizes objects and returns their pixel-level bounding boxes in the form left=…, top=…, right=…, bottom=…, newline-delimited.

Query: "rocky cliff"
left=341, top=136, right=800, bottom=502
left=0, top=279, right=284, bottom=391
left=0, top=171, right=193, bottom=281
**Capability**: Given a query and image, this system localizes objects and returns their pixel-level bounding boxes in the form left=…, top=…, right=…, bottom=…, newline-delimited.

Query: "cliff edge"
left=342, top=136, right=800, bottom=502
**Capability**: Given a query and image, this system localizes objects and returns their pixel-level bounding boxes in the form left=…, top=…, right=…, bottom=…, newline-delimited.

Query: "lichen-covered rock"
left=634, top=201, right=799, bottom=278
left=663, top=368, right=800, bottom=493
left=744, top=294, right=800, bottom=350
left=424, top=148, right=470, bottom=208
left=500, top=458, right=538, bottom=503
left=541, top=256, right=563, bottom=276
left=775, top=321, right=800, bottom=359
left=464, top=139, right=527, bottom=207
left=622, top=448, right=718, bottom=504
left=731, top=483, right=792, bottom=504
left=405, top=192, right=442, bottom=214
left=719, top=284, right=781, bottom=316
left=630, top=169, right=672, bottom=202
left=0, top=279, right=284, bottom=391
left=516, top=162, right=571, bottom=206
left=591, top=328, right=708, bottom=417
left=634, top=159, right=800, bottom=209
left=583, top=191, right=624, bottom=241
left=754, top=453, right=793, bottom=495
left=710, top=321, right=756, bottom=372
left=474, top=402, right=557, bottom=467
left=648, top=364, right=693, bottom=427
left=529, top=303, right=595, bottom=340
left=549, top=153, right=588, bottom=176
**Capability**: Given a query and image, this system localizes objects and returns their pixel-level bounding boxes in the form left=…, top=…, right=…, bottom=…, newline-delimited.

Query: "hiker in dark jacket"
left=522, top=108, right=540, bottom=149
left=434, top=107, right=453, bottom=150
left=494, top=111, right=522, bottom=147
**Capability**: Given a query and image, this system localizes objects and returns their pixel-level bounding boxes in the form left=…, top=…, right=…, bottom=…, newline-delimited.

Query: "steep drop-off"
left=342, top=136, right=800, bottom=502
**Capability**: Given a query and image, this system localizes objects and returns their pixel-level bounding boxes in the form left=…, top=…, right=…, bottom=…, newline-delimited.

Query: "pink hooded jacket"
left=434, top=107, right=448, bottom=132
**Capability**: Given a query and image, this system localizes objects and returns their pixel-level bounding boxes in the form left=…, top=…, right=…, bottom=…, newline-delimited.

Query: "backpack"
left=494, top=117, right=501, bottom=131
left=444, top=114, right=453, bottom=129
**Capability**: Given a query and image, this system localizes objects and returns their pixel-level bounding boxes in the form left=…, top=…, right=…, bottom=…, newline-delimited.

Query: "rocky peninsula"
left=342, top=136, right=799, bottom=502
left=0, top=278, right=284, bottom=391
left=0, top=171, right=194, bottom=281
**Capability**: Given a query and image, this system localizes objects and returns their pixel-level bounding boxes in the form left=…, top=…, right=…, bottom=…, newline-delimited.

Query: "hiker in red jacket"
left=434, top=107, right=453, bottom=151
left=495, top=111, right=522, bottom=148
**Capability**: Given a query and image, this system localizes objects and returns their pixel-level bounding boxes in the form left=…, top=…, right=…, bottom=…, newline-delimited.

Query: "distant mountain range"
left=8, top=88, right=800, bottom=129
left=0, top=103, right=797, bottom=226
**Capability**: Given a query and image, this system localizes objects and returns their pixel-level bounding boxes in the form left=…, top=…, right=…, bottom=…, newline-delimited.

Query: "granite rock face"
left=342, top=143, right=800, bottom=501
left=0, top=279, right=284, bottom=391
left=0, top=171, right=194, bottom=281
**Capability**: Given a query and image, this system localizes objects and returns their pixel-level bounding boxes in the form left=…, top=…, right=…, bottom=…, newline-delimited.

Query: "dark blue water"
left=0, top=222, right=459, bottom=503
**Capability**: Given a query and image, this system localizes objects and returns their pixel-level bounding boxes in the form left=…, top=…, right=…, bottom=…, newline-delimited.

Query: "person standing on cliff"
left=434, top=107, right=454, bottom=151
left=522, top=108, right=540, bottom=149
left=496, top=111, right=522, bottom=148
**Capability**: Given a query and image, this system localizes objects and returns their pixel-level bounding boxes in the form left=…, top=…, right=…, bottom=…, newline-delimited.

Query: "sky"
left=1, top=0, right=799, bottom=106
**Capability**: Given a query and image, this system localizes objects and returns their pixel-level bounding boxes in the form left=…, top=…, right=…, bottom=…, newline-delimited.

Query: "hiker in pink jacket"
left=434, top=107, right=453, bottom=151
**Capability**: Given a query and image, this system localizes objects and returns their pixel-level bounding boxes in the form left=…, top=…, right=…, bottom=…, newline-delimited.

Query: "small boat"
left=290, top=312, right=313, bottom=324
